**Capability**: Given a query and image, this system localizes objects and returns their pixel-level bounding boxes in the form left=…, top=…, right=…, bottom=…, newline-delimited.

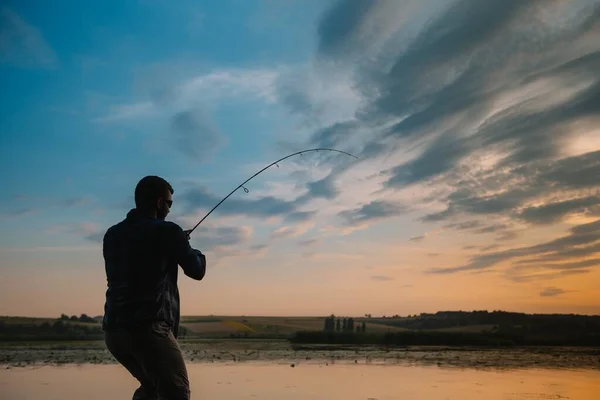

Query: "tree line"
left=323, top=315, right=367, bottom=333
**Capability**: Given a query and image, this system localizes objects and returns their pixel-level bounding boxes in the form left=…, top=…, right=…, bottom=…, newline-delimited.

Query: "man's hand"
left=183, top=229, right=192, bottom=241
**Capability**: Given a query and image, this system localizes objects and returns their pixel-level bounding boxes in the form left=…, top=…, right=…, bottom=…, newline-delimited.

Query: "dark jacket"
left=102, top=208, right=206, bottom=338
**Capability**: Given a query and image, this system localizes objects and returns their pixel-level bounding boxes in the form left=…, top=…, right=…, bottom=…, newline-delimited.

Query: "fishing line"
left=186, top=148, right=358, bottom=237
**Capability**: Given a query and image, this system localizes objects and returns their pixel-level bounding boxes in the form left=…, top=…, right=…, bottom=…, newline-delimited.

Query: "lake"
left=2, top=360, right=599, bottom=399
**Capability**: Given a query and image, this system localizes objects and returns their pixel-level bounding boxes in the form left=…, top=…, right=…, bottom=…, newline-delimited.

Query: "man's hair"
left=134, top=175, right=174, bottom=210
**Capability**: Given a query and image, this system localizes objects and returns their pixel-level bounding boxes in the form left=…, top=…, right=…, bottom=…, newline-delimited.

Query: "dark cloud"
left=312, top=0, right=600, bottom=222
left=284, top=211, right=317, bottom=223
left=409, top=235, right=424, bottom=242
left=305, top=176, right=338, bottom=200
left=515, top=242, right=600, bottom=265
left=316, top=0, right=378, bottom=58
left=480, top=244, right=500, bottom=252
left=429, top=219, right=600, bottom=275
left=264, top=0, right=600, bottom=282
left=371, top=275, right=394, bottom=282
left=539, top=287, right=566, bottom=298
left=171, top=109, right=223, bottom=163
left=384, top=134, right=472, bottom=188
left=444, top=220, right=483, bottom=231
left=276, top=71, right=317, bottom=118
left=338, top=200, right=406, bottom=226
left=419, top=151, right=600, bottom=224
left=508, top=269, right=589, bottom=283
left=309, top=121, right=360, bottom=149
left=444, top=220, right=511, bottom=234
left=495, top=231, right=520, bottom=242
left=517, top=196, right=600, bottom=225
left=180, top=186, right=297, bottom=219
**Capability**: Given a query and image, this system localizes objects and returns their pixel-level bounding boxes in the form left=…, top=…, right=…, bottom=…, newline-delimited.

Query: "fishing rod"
left=185, top=148, right=358, bottom=237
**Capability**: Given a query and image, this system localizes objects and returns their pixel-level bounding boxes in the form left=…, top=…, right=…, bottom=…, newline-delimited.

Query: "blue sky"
left=2, top=0, right=600, bottom=317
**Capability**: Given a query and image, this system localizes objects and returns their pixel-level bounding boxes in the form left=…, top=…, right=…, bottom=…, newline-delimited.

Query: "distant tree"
left=336, top=318, right=341, bottom=332
left=348, top=317, right=354, bottom=332
left=79, top=314, right=95, bottom=323
left=70, top=315, right=78, bottom=321
left=52, top=320, right=67, bottom=333
left=59, top=314, right=69, bottom=321
left=324, top=315, right=336, bottom=332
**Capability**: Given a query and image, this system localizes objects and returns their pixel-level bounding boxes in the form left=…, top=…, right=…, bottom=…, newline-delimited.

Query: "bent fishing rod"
left=185, top=148, right=358, bottom=237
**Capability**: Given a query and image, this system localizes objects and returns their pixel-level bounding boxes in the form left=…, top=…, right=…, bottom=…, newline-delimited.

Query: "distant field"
left=179, top=316, right=405, bottom=338
left=0, top=317, right=98, bottom=328
left=432, top=324, right=496, bottom=333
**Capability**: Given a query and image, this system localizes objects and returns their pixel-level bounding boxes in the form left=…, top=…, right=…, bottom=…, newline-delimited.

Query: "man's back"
left=102, top=208, right=205, bottom=337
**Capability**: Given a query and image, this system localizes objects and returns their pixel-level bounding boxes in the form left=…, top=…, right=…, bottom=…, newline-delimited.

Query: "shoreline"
left=2, top=340, right=599, bottom=371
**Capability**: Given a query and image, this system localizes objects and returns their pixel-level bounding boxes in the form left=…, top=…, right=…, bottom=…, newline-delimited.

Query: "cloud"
left=311, top=0, right=600, bottom=199
left=517, top=196, right=600, bottom=224
left=409, top=235, right=424, bottom=242
left=170, top=109, right=224, bottom=163
left=97, top=67, right=282, bottom=123
left=284, top=211, right=317, bottom=223
left=180, top=186, right=298, bottom=219
left=191, top=225, right=253, bottom=251
left=46, top=222, right=105, bottom=243
left=0, top=7, right=57, bottom=68
left=371, top=275, right=394, bottom=282
left=539, top=287, right=566, bottom=297
left=297, top=238, right=320, bottom=247
left=429, top=219, right=600, bottom=275
left=309, top=121, right=361, bottom=149
left=338, top=200, right=406, bottom=226
left=94, top=102, right=154, bottom=122
left=305, top=175, right=339, bottom=200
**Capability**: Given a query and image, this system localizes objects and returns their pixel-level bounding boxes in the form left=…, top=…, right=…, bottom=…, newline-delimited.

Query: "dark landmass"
left=1, top=310, right=599, bottom=347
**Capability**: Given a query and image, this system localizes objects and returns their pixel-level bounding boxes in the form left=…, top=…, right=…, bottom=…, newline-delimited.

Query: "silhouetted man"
left=102, top=175, right=206, bottom=400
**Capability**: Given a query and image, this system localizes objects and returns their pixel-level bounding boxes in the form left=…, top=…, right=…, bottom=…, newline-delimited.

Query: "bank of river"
left=1, top=340, right=599, bottom=370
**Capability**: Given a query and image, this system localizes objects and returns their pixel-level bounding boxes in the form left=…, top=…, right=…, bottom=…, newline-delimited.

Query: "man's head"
left=134, top=175, right=174, bottom=220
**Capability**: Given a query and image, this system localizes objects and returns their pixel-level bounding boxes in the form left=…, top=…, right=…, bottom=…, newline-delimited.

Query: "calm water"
left=2, top=362, right=598, bottom=399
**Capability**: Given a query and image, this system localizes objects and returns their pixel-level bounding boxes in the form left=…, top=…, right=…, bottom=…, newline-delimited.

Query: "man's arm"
left=169, top=224, right=206, bottom=280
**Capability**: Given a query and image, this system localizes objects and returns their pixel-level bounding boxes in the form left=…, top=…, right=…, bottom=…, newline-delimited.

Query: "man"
left=102, top=175, right=206, bottom=400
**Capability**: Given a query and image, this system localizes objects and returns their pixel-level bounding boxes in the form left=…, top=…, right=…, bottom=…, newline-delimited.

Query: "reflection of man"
left=102, top=175, right=206, bottom=400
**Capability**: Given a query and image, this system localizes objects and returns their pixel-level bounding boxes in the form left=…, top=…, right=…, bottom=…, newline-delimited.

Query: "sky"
left=1, top=0, right=600, bottom=318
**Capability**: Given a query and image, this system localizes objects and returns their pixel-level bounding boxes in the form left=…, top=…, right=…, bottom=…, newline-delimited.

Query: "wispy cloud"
left=540, top=287, right=567, bottom=297
left=339, top=200, right=406, bottom=226
left=46, top=222, right=105, bottom=243
left=290, top=0, right=600, bottom=284
left=429, top=219, right=600, bottom=275
left=96, top=67, right=282, bottom=123
left=371, top=275, right=394, bottom=282
left=0, top=7, right=58, bottom=68
left=171, top=108, right=225, bottom=163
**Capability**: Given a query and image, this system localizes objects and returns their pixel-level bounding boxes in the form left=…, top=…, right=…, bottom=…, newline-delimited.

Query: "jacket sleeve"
left=169, top=224, right=206, bottom=280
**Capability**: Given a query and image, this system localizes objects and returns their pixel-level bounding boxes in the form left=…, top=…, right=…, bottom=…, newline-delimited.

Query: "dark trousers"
left=105, top=321, right=190, bottom=400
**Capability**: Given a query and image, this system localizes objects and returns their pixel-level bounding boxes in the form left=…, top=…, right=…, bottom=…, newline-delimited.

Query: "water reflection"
left=2, top=362, right=598, bottom=399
